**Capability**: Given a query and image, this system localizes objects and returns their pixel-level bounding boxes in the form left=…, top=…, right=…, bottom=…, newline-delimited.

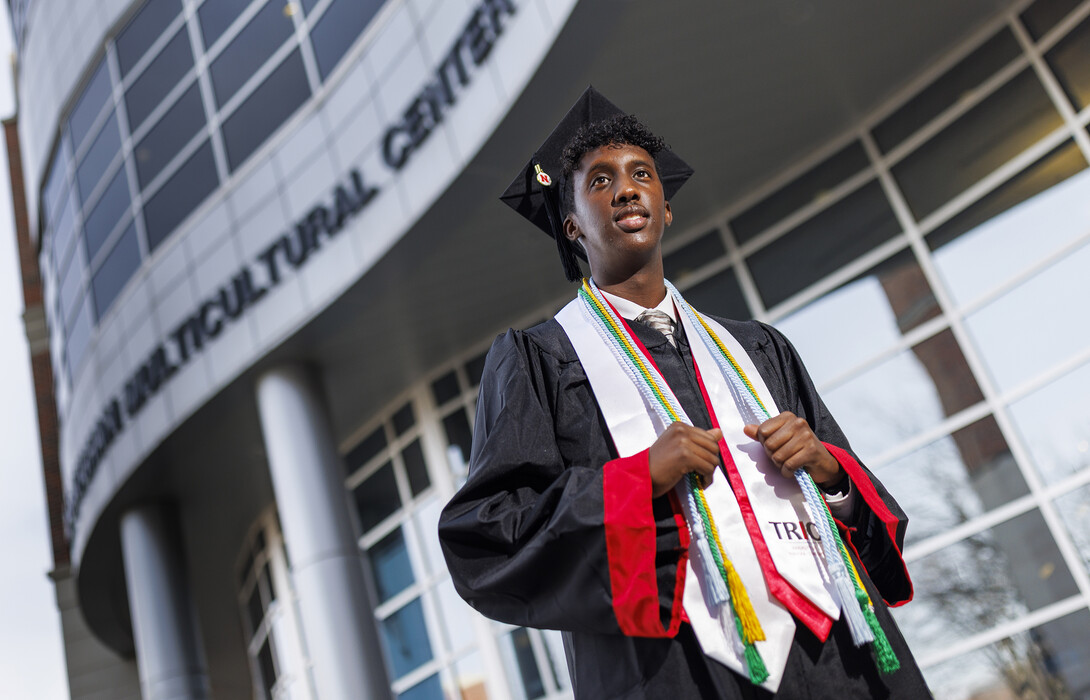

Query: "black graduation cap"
left=499, top=86, right=694, bottom=281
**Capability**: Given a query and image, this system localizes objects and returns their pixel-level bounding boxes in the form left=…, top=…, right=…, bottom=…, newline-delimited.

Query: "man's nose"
left=613, top=178, right=639, bottom=203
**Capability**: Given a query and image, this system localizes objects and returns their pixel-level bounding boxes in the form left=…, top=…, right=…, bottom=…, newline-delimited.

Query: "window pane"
left=198, top=0, right=252, bottom=48
left=209, top=0, right=295, bottom=107
left=922, top=609, right=1090, bottom=699
left=823, top=330, right=983, bottom=462
left=392, top=401, right=415, bottom=436
left=247, top=579, right=265, bottom=634
left=1045, top=15, right=1090, bottom=111
left=927, top=140, right=1087, bottom=257
left=310, top=0, right=382, bottom=80
left=500, top=628, right=545, bottom=700
left=442, top=410, right=473, bottom=465
left=66, top=295, right=95, bottom=377
left=75, top=111, right=121, bottom=203
left=680, top=267, right=748, bottom=321
left=368, top=528, right=414, bottom=603
left=68, top=59, right=112, bottom=151
left=43, top=138, right=71, bottom=230
left=1009, top=360, right=1090, bottom=486
left=892, top=69, right=1064, bottom=220
left=58, top=251, right=85, bottom=327
left=83, top=168, right=131, bottom=262
left=872, top=29, right=1021, bottom=153
left=354, top=461, right=400, bottom=531
left=256, top=636, right=277, bottom=698
left=452, top=652, right=489, bottom=700
left=663, top=230, right=725, bottom=285
left=135, top=82, right=206, bottom=189
left=124, top=28, right=194, bottom=131
left=414, top=496, right=444, bottom=577
left=964, top=239, right=1090, bottom=393
left=221, top=49, right=311, bottom=171
left=778, top=250, right=939, bottom=387
left=346, top=425, right=387, bottom=475
left=875, top=416, right=1028, bottom=547
left=144, top=140, right=219, bottom=252
left=91, top=221, right=141, bottom=319
left=380, top=598, right=433, bottom=678
left=1055, top=485, right=1090, bottom=576
left=398, top=673, right=443, bottom=700
left=1020, top=0, right=1085, bottom=40
left=431, top=371, right=460, bottom=406
left=435, top=578, right=475, bottom=654
left=402, top=439, right=430, bottom=496
left=730, top=141, right=870, bottom=243
left=747, top=180, right=900, bottom=308
left=52, top=192, right=79, bottom=277
left=894, top=510, right=1079, bottom=657
left=465, top=351, right=487, bottom=388
left=116, top=0, right=183, bottom=77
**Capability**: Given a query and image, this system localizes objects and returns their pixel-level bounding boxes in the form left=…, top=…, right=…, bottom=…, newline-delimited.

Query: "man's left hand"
left=743, top=412, right=841, bottom=487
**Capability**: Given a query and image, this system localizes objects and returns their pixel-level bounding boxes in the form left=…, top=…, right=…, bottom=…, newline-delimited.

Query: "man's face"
left=563, top=143, right=673, bottom=283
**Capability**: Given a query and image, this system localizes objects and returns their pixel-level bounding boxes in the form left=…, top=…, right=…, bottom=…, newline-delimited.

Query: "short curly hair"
left=560, top=114, right=667, bottom=215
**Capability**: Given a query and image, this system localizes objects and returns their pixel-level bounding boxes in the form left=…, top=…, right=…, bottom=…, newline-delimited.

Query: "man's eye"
left=593, top=175, right=609, bottom=185
left=635, top=169, right=651, bottom=178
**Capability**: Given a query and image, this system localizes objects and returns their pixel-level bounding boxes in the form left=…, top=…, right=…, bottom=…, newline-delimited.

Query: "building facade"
left=6, top=0, right=1090, bottom=698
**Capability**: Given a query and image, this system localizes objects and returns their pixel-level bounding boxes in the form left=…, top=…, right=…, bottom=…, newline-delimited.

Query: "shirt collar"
left=599, top=285, right=677, bottom=323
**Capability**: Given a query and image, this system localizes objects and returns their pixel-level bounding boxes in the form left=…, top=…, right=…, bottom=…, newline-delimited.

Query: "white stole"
left=555, top=298, right=839, bottom=692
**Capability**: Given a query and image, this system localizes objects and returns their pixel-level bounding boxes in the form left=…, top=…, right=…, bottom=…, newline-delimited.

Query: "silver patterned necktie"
left=636, top=309, right=677, bottom=347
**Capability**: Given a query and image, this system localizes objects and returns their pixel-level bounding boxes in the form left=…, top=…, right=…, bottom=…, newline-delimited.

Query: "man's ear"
left=563, top=214, right=581, bottom=242
left=664, top=200, right=673, bottom=227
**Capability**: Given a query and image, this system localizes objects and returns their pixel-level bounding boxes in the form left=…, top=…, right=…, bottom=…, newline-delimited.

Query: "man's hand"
left=743, top=412, right=841, bottom=487
left=648, top=422, right=723, bottom=498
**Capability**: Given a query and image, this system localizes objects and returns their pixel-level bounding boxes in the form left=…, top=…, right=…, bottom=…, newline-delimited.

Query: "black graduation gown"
left=439, top=313, right=932, bottom=699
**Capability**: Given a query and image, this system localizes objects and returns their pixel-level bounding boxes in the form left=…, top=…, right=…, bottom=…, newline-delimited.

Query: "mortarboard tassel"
left=533, top=163, right=582, bottom=282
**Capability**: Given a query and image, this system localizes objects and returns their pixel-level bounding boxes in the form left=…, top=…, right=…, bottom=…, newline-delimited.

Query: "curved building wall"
left=19, top=0, right=579, bottom=564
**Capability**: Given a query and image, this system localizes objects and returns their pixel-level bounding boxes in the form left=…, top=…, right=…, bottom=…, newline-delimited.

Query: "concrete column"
left=119, top=504, right=211, bottom=700
left=255, top=364, right=389, bottom=700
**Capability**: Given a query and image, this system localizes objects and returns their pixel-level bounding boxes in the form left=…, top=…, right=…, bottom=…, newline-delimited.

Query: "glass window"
left=115, top=0, right=183, bottom=77
left=398, top=674, right=442, bottom=700
left=42, top=139, right=71, bottom=231
left=922, top=608, right=1090, bottom=699
left=1045, top=15, right=1090, bottom=111
left=451, top=652, right=488, bottom=700
left=58, top=252, right=85, bottom=328
left=380, top=598, right=433, bottom=678
left=431, top=371, right=461, bottom=406
left=874, top=416, right=1029, bottom=547
left=442, top=410, right=473, bottom=465
left=892, top=69, right=1064, bottom=220
left=134, top=83, right=206, bottom=189
left=392, top=402, right=415, bottom=436
left=894, top=510, right=1079, bottom=657
left=663, top=230, right=726, bottom=285
left=354, top=461, right=400, bottom=531
left=927, top=140, right=1087, bottom=258
left=91, top=221, right=141, bottom=319
left=1009, top=360, right=1090, bottom=486
left=301, top=0, right=320, bottom=14
left=402, top=439, right=431, bottom=497
left=197, top=0, right=253, bottom=48
left=66, top=295, right=95, bottom=377
left=778, top=250, right=938, bottom=388
left=368, top=528, right=414, bottom=603
left=256, top=636, right=277, bottom=697
left=730, top=141, right=870, bottom=244
left=124, top=28, right=194, bottom=131
left=68, top=59, right=113, bottom=151
left=52, top=192, right=79, bottom=280
left=434, top=579, right=475, bottom=653
left=747, top=180, right=901, bottom=308
left=500, top=628, right=546, bottom=700
left=1020, top=0, right=1085, bottom=40
left=75, top=111, right=121, bottom=203
left=83, top=168, right=131, bottom=262
left=310, top=0, right=382, bottom=80
left=964, top=239, right=1090, bottom=394
left=209, top=0, right=296, bottom=107
left=465, top=351, right=487, bottom=388
left=221, top=49, right=311, bottom=171
left=346, top=425, right=387, bottom=474
left=143, top=139, right=219, bottom=252
left=823, top=329, right=983, bottom=462
left=872, top=29, right=1021, bottom=153
left=680, top=267, right=748, bottom=321
left=1054, top=485, right=1090, bottom=575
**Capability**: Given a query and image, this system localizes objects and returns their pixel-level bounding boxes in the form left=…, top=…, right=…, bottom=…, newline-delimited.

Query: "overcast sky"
left=0, top=4, right=70, bottom=699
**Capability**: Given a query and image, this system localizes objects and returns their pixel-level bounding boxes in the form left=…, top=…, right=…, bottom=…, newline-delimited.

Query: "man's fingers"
left=743, top=423, right=759, bottom=440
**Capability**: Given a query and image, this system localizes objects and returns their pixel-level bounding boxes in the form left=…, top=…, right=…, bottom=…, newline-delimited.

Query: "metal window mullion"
left=184, top=1, right=231, bottom=185
left=862, top=129, right=1090, bottom=605
left=1030, top=0, right=1090, bottom=56
left=864, top=401, right=993, bottom=474
left=1009, top=12, right=1090, bottom=166
left=291, top=0, right=323, bottom=98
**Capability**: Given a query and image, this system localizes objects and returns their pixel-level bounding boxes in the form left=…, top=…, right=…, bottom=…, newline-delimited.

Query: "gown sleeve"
left=438, top=328, right=688, bottom=637
left=754, top=322, right=914, bottom=607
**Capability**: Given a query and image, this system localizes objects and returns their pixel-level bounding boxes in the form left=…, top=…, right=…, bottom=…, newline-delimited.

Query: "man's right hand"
left=648, top=422, right=723, bottom=498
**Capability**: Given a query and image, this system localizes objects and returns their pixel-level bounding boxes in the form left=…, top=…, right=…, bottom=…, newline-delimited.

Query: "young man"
left=439, top=88, right=929, bottom=698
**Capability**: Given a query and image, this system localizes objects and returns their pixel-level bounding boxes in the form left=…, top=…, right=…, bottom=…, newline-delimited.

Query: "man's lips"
left=615, top=205, right=650, bottom=231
